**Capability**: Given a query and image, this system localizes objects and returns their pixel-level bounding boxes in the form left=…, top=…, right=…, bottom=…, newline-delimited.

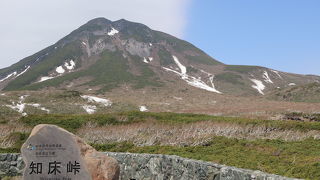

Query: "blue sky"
left=185, top=0, right=320, bottom=75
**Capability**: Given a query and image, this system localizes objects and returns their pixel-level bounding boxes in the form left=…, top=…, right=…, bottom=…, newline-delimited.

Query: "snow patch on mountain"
left=200, top=69, right=212, bottom=76
left=82, top=105, right=97, bottom=114
left=56, top=66, right=65, bottom=74
left=28, top=103, right=41, bottom=108
left=186, top=76, right=221, bottom=94
left=163, top=56, right=221, bottom=94
left=173, top=96, right=183, bottom=100
left=250, top=79, right=265, bottom=95
left=6, top=103, right=25, bottom=114
left=40, top=107, right=50, bottom=113
left=64, top=60, right=76, bottom=70
left=0, top=72, right=17, bottom=83
left=172, top=56, right=186, bottom=74
left=81, top=95, right=112, bottom=107
left=271, top=70, right=282, bottom=79
left=38, top=76, right=55, bottom=82
left=19, top=95, right=27, bottom=101
left=28, top=103, right=50, bottom=113
left=143, top=57, right=154, bottom=64
left=289, top=83, right=296, bottom=86
left=16, top=66, right=30, bottom=77
left=38, top=60, right=76, bottom=83
left=139, top=106, right=148, bottom=112
left=0, top=66, right=31, bottom=84
left=4, top=95, right=50, bottom=116
left=263, top=71, right=273, bottom=84
left=108, top=28, right=119, bottom=36
left=143, top=57, right=149, bottom=64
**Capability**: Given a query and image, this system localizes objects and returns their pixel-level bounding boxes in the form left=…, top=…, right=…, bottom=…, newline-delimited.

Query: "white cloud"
left=0, top=0, right=191, bottom=68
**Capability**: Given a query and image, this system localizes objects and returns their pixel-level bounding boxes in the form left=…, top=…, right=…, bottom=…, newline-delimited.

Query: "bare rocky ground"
left=106, top=83, right=320, bottom=117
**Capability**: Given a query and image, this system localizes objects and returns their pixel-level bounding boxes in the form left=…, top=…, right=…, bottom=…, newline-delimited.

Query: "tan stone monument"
left=21, top=124, right=119, bottom=180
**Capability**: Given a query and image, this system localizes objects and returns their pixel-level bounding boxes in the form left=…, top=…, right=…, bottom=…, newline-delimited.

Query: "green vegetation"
left=4, top=42, right=83, bottom=91
left=0, top=106, right=20, bottom=123
left=20, top=113, right=144, bottom=132
left=186, top=55, right=221, bottom=65
left=18, top=51, right=162, bottom=92
left=129, top=55, right=163, bottom=89
left=119, top=21, right=154, bottom=42
left=186, top=66, right=198, bottom=73
left=158, top=47, right=174, bottom=66
left=55, top=90, right=82, bottom=99
left=91, top=142, right=135, bottom=152
left=19, top=111, right=320, bottom=133
left=215, top=72, right=244, bottom=85
left=269, top=82, right=320, bottom=103
left=92, top=136, right=320, bottom=179
left=2, top=111, right=320, bottom=179
left=153, top=31, right=206, bottom=53
left=225, top=65, right=261, bottom=73
left=85, top=51, right=134, bottom=91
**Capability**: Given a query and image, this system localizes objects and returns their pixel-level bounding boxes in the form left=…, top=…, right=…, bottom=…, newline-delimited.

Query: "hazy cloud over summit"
left=0, top=0, right=191, bottom=68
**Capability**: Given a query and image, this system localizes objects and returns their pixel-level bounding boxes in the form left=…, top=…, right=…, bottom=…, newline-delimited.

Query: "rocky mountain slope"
left=267, top=82, right=320, bottom=103
left=0, top=17, right=319, bottom=96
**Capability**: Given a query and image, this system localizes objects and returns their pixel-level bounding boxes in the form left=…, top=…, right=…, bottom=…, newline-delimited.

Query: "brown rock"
left=21, top=124, right=119, bottom=180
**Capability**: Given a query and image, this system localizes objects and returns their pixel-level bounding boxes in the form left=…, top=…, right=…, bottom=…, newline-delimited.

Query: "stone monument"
left=21, top=124, right=119, bottom=180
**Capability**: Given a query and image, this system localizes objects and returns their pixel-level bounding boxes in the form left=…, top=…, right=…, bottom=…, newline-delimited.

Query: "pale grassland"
left=78, top=121, right=320, bottom=146
left=0, top=125, right=31, bottom=148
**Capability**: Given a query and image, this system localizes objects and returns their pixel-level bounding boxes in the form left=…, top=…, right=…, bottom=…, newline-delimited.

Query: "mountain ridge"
left=0, top=17, right=319, bottom=96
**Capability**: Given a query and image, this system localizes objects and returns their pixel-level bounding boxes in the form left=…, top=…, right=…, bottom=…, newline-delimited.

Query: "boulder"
left=21, top=124, right=119, bottom=180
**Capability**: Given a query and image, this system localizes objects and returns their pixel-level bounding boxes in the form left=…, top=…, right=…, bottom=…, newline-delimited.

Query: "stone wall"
left=0, top=154, right=24, bottom=178
left=0, top=152, right=298, bottom=180
left=104, top=152, right=298, bottom=180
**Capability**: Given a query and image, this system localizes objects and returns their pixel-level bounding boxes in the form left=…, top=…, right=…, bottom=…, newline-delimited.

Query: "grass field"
left=19, top=111, right=320, bottom=132
left=0, top=111, right=320, bottom=179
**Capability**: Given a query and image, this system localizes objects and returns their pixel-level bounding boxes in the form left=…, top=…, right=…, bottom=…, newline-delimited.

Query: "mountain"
left=0, top=17, right=319, bottom=96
